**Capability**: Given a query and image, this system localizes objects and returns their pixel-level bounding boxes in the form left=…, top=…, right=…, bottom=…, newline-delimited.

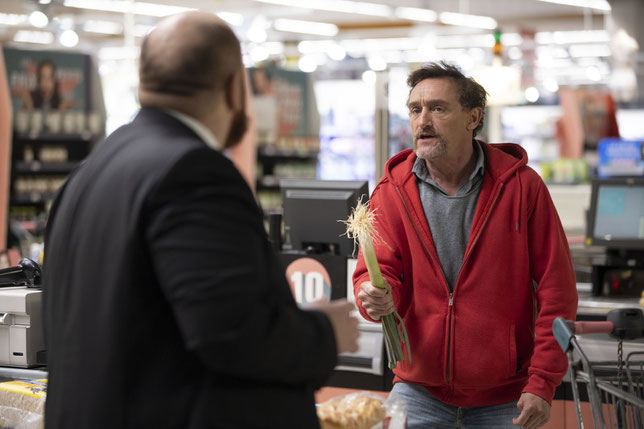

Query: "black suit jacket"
left=43, top=108, right=337, bottom=428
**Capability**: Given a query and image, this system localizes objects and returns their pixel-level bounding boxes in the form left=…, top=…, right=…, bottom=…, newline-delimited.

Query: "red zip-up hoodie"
left=353, top=142, right=578, bottom=407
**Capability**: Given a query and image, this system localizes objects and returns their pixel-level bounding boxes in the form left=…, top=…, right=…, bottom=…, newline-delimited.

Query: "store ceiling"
left=0, top=0, right=610, bottom=48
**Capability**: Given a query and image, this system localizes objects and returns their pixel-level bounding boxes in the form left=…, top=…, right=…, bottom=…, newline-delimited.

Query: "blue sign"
left=597, top=138, right=644, bottom=178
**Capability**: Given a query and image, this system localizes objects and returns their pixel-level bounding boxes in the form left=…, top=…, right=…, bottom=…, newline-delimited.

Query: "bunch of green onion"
left=343, top=199, right=411, bottom=369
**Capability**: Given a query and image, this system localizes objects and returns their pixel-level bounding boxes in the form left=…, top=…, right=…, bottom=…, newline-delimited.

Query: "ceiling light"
left=362, top=70, right=376, bottom=85
left=0, top=13, right=28, bottom=26
left=254, top=0, right=392, bottom=17
left=63, top=0, right=195, bottom=17
left=29, top=11, right=49, bottom=28
left=394, top=7, right=437, bottom=22
left=216, top=12, right=244, bottom=27
left=134, top=24, right=155, bottom=38
left=274, top=18, right=338, bottom=37
left=327, top=43, right=346, bottom=61
left=586, top=65, right=602, bottom=81
left=536, top=0, right=610, bottom=11
left=569, top=44, right=611, bottom=57
left=250, top=45, right=270, bottom=62
left=524, top=87, right=540, bottom=102
left=83, top=20, right=123, bottom=35
left=543, top=78, right=559, bottom=93
left=39, top=0, right=52, bottom=3
left=59, top=29, right=79, bottom=47
left=14, top=30, right=54, bottom=44
left=536, top=30, right=609, bottom=44
left=439, top=12, right=497, bottom=30
left=298, top=55, right=318, bottom=73
left=367, top=55, right=387, bottom=71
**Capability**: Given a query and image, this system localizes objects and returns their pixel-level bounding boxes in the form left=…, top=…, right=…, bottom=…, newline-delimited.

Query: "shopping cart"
left=553, top=308, right=644, bottom=429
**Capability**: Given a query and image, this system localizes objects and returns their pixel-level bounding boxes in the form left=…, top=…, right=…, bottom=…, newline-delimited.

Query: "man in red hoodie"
left=354, top=62, right=577, bottom=428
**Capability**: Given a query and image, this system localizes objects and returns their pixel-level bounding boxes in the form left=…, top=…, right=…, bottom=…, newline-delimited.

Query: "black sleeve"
left=144, top=149, right=337, bottom=388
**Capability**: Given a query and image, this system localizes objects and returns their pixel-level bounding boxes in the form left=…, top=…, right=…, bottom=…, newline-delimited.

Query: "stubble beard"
left=223, top=109, right=249, bottom=150
left=414, top=132, right=447, bottom=161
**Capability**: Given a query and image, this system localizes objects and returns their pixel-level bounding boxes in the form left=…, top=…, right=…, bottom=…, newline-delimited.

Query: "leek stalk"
left=342, top=199, right=411, bottom=369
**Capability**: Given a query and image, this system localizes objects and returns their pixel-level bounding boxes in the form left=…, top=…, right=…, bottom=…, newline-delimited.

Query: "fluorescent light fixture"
left=216, top=12, right=244, bottom=27
left=362, top=70, right=376, bottom=85
left=586, top=65, right=601, bottom=81
left=250, top=45, right=270, bottom=62
left=29, top=10, right=49, bottom=28
left=0, top=13, right=28, bottom=26
left=524, top=87, right=540, bottom=102
left=254, top=0, right=392, bottom=17
left=134, top=24, right=155, bottom=38
left=536, top=29, right=609, bottom=44
left=367, top=55, right=387, bottom=71
left=99, top=46, right=140, bottom=60
left=439, top=12, right=497, bottom=30
left=394, top=7, right=437, bottom=22
left=59, top=29, right=79, bottom=47
left=83, top=20, right=123, bottom=35
left=327, top=43, right=346, bottom=61
left=14, top=30, right=54, bottom=44
left=298, top=54, right=318, bottom=73
left=436, top=34, right=494, bottom=49
left=536, top=0, right=610, bottom=11
left=569, top=44, right=611, bottom=57
left=543, top=78, right=559, bottom=93
left=63, top=0, right=195, bottom=17
left=274, top=18, right=338, bottom=36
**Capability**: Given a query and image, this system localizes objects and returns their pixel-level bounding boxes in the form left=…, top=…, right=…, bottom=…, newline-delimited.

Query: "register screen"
left=593, top=185, right=644, bottom=240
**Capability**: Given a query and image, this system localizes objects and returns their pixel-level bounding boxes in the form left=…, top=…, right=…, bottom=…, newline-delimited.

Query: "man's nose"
left=418, top=108, right=432, bottom=127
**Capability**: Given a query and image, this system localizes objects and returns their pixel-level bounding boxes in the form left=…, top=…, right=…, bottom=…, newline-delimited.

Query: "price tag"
left=285, top=257, right=332, bottom=305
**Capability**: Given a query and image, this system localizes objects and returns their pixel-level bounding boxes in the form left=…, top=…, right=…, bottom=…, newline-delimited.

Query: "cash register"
left=274, top=179, right=392, bottom=390
left=0, top=259, right=45, bottom=368
left=585, top=177, right=644, bottom=297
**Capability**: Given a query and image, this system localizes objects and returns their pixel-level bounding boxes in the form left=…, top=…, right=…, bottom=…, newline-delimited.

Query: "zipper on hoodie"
left=395, top=186, right=453, bottom=383
left=446, top=293, right=453, bottom=383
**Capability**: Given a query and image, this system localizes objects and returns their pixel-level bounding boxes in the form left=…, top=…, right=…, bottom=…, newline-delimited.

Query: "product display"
left=317, top=393, right=386, bottom=429
left=0, top=379, right=46, bottom=429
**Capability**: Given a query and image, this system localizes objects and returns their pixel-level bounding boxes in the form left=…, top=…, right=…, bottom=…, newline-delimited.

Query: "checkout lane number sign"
left=285, top=258, right=332, bottom=305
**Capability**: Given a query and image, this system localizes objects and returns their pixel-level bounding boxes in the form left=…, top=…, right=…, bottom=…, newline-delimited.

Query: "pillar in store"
left=0, top=45, right=11, bottom=249
left=608, top=0, right=644, bottom=102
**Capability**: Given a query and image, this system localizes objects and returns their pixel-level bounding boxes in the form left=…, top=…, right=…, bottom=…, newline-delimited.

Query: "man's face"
left=223, top=70, right=249, bottom=149
left=407, top=78, right=478, bottom=161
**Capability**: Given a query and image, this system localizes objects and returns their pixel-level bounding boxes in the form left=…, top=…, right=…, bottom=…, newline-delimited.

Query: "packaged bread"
left=317, top=392, right=386, bottom=429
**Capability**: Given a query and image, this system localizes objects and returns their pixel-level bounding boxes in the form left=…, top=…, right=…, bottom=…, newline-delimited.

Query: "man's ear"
left=467, top=107, right=483, bottom=131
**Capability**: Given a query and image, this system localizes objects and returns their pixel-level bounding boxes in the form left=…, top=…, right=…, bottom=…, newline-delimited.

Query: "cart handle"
left=553, top=308, right=644, bottom=353
left=553, top=318, right=614, bottom=353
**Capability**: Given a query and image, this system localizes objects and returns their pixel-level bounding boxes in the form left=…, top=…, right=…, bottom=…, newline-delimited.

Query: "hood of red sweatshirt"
left=384, top=141, right=528, bottom=186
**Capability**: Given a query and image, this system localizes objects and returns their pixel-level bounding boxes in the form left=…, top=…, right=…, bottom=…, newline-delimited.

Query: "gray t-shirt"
left=412, top=141, right=485, bottom=291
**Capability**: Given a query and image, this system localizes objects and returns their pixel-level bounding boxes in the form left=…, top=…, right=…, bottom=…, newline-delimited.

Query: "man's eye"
left=433, top=106, right=444, bottom=112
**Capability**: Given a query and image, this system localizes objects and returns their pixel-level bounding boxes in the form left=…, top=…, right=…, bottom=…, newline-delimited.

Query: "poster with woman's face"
left=3, top=47, right=88, bottom=115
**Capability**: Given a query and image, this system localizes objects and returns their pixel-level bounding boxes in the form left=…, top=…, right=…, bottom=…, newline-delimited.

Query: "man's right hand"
left=311, top=300, right=360, bottom=354
left=357, top=281, right=395, bottom=321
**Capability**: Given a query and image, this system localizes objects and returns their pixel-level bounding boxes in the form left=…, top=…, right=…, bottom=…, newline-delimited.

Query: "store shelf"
left=13, top=132, right=93, bottom=143
left=11, top=193, right=58, bottom=205
left=257, top=146, right=318, bottom=159
left=14, top=161, right=81, bottom=174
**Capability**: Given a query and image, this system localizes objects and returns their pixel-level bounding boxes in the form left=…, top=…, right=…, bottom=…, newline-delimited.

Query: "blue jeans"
left=391, top=382, right=520, bottom=428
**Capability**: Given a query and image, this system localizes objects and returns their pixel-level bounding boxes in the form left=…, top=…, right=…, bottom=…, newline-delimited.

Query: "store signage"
left=285, top=257, right=332, bottom=305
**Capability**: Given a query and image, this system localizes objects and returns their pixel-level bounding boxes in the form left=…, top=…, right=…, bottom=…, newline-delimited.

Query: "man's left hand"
left=512, top=392, right=550, bottom=429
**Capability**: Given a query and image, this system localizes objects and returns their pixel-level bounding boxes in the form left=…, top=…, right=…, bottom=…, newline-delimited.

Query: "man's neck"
left=424, top=143, right=477, bottom=196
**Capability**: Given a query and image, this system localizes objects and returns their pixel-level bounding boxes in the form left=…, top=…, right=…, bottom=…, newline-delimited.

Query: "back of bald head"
left=139, top=12, right=241, bottom=104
